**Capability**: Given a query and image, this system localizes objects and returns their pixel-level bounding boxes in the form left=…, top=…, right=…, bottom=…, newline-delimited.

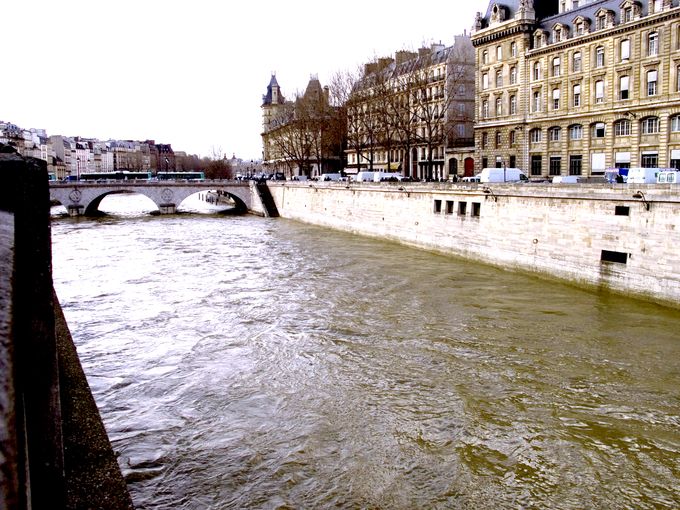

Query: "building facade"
left=344, top=36, right=476, bottom=180
left=261, top=75, right=344, bottom=178
left=472, top=0, right=680, bottom=177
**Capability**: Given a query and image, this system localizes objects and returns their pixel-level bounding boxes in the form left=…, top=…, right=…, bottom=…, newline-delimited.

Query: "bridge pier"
left=67, top=205, right=84, bottom=217
left=159, top=203, right=176, bottom=214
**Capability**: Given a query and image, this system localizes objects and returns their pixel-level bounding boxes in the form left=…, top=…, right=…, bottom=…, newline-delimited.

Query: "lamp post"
left=76, top=157, right=81, bottom=180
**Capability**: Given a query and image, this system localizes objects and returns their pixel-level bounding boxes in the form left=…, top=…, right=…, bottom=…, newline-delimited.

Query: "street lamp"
left=76, top=157, right=81, bottom=180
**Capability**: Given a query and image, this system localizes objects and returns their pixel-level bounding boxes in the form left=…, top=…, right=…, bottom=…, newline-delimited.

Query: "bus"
left=156, top=171, right=205, bottom=181
left=79, top=171, right=152, bottom=181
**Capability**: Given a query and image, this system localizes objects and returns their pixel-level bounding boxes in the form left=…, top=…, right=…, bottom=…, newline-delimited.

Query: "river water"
left=50, top=194, right=680, bottom=509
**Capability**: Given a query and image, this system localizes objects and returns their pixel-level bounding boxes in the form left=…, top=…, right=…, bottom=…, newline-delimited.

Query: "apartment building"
left=344, top=35, right=475, bottom=180
left=471, top=0, right=680, bottom=177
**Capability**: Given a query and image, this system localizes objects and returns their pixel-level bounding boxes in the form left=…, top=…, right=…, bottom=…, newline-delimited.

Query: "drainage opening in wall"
left=615, top=205, right=630, bottom=216
left=601, top=250, right=628, bottom=264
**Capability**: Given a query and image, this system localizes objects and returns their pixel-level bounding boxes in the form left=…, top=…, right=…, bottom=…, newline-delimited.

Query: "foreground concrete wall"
left=1, top=146, right=133, bottom=509
left=268, top=182, right=680, bottom=307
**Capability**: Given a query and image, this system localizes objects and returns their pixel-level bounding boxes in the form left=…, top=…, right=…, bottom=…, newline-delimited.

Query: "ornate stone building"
left=471, top=0, right=680, bottom=177
left=344, top=35, right=475, bottom=180
left=261, top=74, right=343, bottom=178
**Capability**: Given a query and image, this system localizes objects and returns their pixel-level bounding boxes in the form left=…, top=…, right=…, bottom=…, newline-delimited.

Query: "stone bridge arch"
left=49, top=182, right=255, bottom=216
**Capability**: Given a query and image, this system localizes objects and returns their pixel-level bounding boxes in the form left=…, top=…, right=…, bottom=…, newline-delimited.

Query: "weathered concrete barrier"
left=268, top=181, right=680, bottom=308
left=0, top=145, right=133, bottom=509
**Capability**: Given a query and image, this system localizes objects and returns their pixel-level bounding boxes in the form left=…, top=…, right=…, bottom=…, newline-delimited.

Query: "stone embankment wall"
left=268, top=181, right=680, bottom=308
left=1, top=147, right=133, bottom=509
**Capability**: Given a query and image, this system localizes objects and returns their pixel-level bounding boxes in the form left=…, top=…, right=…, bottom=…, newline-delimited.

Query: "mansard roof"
left=539, top=0, right=651, bottom=30
left=482, top=0, right=560, bottom=25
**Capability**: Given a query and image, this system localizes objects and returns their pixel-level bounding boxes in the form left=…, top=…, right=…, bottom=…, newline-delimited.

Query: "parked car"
left=461, top=175, right=481, bottom=183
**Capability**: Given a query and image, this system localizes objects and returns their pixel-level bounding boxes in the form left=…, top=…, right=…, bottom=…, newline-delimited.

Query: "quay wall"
left=267, top=181, right=680, bottom=308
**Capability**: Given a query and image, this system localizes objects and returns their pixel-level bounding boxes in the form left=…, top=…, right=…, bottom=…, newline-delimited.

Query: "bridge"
left=48, top=180, right=274, bottom=216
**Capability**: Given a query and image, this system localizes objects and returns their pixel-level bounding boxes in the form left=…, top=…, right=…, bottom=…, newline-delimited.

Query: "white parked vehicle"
left=627, top=167, right=660, bottom=184
left=657, top=170, right=680, bottom=183
left=478, top=167, right=528, bottom=183
left=319, top=173, right=342, bottom=182
left=354, top=171, right=377, bottom=182
left=461, top=175, right=481, bottom=182
left=552, top=175, right=580, bottom=184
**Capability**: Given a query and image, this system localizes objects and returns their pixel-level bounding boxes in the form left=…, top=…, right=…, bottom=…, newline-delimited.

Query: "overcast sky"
left=4, top=1, right=485, bottom=160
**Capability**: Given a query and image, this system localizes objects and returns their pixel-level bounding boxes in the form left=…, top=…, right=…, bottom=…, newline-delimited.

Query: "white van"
left=354, top=171, right=377, bottom=182
left=627, top=168, right=659, bottom=184
left=657, top=170, right=680, bottom=183
left=552, top=175, right=580, bottom=184
left=479, top=168, right=528, bottom=183
left=319, top=173, right=342, bottom=182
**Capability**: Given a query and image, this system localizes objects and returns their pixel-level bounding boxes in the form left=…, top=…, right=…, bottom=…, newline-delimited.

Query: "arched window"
left=569, top=124, right=583, bottom=140
left=614, top=119, right=631, bottom=136
left=641, top=117, right=659, bottom=134
left=509, top=94, right=517, bottom=115
left=549, top=127, right=561, bottom=141
left=592, top=122, right=606, bottom=138
left=533, top=62, right=541, bottom=80
left=530, top=128, right=542, bottom=143
left=670, top=115, right=680, bottom=132
left=510, top=66, right=517, bottom=84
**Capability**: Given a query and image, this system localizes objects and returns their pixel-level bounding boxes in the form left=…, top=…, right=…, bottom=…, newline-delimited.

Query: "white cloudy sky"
left=4, top=1, right=485, bottom=160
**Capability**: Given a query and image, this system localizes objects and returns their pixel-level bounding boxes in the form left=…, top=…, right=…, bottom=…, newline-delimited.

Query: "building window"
left=510, top=130, right=516, bottom=146
left=510, top=66, right=517, bottom=84
left=482, top=73, right=489, bottom=89
left=647, top=70, right=658, bottom=96
left=458, top=201, right=467, bottom=216
left=593, top=122, right=606, bottom=138
left=497, top=45, right=503, bottom=60
left=495, top=131, right=502, bottom=148
left=533, top=62, right=541, bottom=80
left=677, top=65, right=680, bottom=92
left=533, top=90, right=541, bottom=112
left=569, top=155, right=583, bottom=175
left=595, top=80, right=605, bottom=103
left=620, top=75, right=630, bottom=100
left=553, top=27, right=562, bottom=43
left=549, top=127, right=561, bottom=141
left=671, top=115, right=680, bottom=132
left=446, top=200, right=454, bottom=214
left=620, top=39, right=630, bottom=60
left=482, top=100, right=489, bottom=118
left=509, top=155, right=516, bottom=167
left=573, top=51, right=582, bottom=72
left=614, top=119, right=631, bottom=136
left=550, top=156, right=562, bottom=175
left=495, top=97, right=502, bottom=116
left=495, top=70, right=503, bottom=87
left=641, top=153, right=658, bottom=167
left=569, top=124, right=583, bottom=140
left=575, top=22, right=584, bottom=36
left=434, top=200, right=442, bottom=213
left=509, top=95, right=517, bottom=115
left=552, top=57, right=561, bottom=76
left=573, top=84, right=581, bottom=106
left=510, top=41, right=517, bottom=57
left=530, top=128, right=542, bottom=143
left=482, top=132, right=488, bottom=148
left=641, top=117, right=659, bottom=134
left=648, top=32, right=659, bottom=56
left=596, top=15, right=606, bottom=30
left=623, top=7, right=632, bottom=22
left=553, top=88, right=560, bottom=109
left=483, top=50, right=488, bottom=64
left=573, top=0, right=580, bottom=9
left=472, top=203, right=481, bottom=217
left=596, top=46, right=605, bottom=67
left=531, top=155, right=542, bottom=175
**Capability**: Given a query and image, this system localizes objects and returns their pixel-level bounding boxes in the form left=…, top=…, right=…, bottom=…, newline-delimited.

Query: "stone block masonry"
left=267, top=182, right=680, bottom=308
